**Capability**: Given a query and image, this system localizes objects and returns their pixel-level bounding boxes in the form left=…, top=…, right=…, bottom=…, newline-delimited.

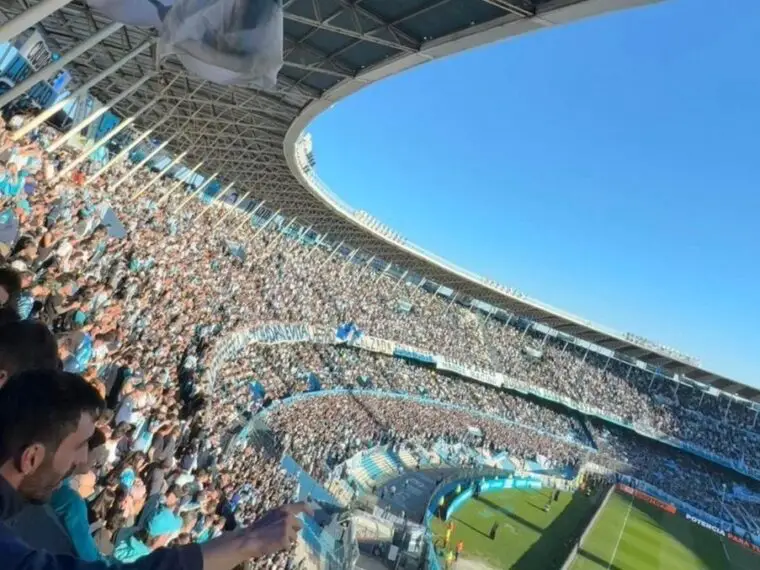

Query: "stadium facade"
left=0, top=0, right=755, bottom=406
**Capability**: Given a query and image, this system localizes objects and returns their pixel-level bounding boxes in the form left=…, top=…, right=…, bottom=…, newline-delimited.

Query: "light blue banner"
left=393, top=347, right=436, bottom=364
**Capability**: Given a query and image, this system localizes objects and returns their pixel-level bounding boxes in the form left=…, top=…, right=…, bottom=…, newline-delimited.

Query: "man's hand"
left=241, top=503, right=313, bottom=558
left=200, top=502, right=313, bottom=570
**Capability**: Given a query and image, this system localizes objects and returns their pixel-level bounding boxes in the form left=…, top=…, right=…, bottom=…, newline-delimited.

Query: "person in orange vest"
left=444, top=525, right=453, bottom=548
left=455, top=540, right=464, bottom=561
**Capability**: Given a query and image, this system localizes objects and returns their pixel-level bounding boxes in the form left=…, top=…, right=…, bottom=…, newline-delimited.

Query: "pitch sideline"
left=607, top=493, right=634, bottom=570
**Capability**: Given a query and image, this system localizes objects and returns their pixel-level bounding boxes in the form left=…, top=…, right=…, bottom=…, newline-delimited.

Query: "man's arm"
left=0, top=529, right=201, bottom=570
left=0, top=503, right=309, bottom=570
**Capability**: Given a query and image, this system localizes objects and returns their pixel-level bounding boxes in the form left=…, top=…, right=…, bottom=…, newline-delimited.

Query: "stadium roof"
left=4, top=0, right=757, bottom=402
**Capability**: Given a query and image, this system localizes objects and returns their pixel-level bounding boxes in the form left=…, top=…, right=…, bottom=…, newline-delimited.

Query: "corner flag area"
left=430, top=489, right=598, bottom=570
left=571, top=490, right=759, bottom=570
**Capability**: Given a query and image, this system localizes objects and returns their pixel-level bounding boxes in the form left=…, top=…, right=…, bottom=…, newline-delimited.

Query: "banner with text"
left=248, top=323, right=313, bottom=344
left=393, top=346, right=436, bottom=364
left=616, top=483, right=677, bottom=514
left=350, top=334, right=396, bottom=356
left=436, top=357, right=503, bottom=388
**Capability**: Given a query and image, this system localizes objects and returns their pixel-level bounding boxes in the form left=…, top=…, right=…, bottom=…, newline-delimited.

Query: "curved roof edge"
left=282, top=0, right=759, bottom=402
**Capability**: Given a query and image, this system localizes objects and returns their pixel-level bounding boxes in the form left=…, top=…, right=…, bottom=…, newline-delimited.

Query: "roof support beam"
left=285, top=12, right=415, bottom=53
left=0, top=0, right=71, bottom=44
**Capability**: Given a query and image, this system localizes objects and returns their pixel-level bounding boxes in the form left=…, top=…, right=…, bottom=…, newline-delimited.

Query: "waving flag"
left=335, top=322, right=362, bottom=343
left=159, top=0, right=283, bottom=90
left=88, top=0, right=283, bottom=89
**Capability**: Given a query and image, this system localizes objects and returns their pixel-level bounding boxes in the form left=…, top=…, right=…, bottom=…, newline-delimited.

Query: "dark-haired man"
left=0, top=265, right=21, bottom=307
left=0, top=318, right=60, bottom=388
left=0, top=369, right=310, bottom=570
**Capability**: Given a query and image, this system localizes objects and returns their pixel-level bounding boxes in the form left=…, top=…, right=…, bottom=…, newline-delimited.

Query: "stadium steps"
left=397, top=448, right=419, bottom=469
left=360, top=453, right=388, bottom=483
left=347, top=467, right=375, bottom=493
left=326, top=479, right=354, bottom=507
left=375, top=449, right=405, bottom=478
left=346, top=453, right=388, bottom=492
left=579, top=418, right=598, bottom=450
left=382, top=448, right=405, bottom=470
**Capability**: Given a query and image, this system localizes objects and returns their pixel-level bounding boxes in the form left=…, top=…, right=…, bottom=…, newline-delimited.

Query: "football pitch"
left=571, top=490, right=759, bottom=570
left=430, top=488, right=599, bottom=569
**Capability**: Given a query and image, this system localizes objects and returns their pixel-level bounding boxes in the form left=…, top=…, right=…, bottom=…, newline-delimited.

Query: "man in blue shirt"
left=0, top=370, right=309, bottom=570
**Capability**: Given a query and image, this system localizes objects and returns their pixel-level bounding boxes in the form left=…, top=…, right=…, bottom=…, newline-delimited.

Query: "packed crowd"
left=0, top=116, right=302, bottom=568
left=1, top=107, right=759, bottom=568
left=589, top=421, right=760, bottom=530
left=485, top=321, right=760, bottom=473
left=265, top=394, right=588, bottom=484
left=217, top=343, right=591, bottom=447
left=214, top=341, right=760, bottom=534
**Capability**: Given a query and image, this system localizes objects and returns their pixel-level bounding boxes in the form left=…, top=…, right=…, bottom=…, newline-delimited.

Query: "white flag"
left=159, top=0, right=283, bottom=90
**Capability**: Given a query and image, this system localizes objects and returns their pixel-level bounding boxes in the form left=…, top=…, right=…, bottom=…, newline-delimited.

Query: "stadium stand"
left=0, top=0, right=759, bottom=569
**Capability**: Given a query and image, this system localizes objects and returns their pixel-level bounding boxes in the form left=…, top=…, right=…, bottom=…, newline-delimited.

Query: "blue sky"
left=308, top=0, right=760, bottom=387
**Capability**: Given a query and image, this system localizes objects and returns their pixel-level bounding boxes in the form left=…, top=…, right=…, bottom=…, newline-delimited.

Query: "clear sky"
left=307, top=0, right=760, bottom=387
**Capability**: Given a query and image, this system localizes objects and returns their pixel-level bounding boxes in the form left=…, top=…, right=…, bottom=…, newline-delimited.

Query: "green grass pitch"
left=571, top=490, right=760, bottom=570
left=430, top=488, right=599, bottom=569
